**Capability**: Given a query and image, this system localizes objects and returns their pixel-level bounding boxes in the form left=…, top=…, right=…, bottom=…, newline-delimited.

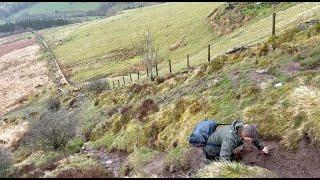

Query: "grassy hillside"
left=41, top=2, right=320, bottom=83
left=41, top=2, right=224, bottom=82
left=5, top=21, right=320, bottom=178
left=1, top=2, right=161, bottom=24
left=2, top=4, right=320, bottom=177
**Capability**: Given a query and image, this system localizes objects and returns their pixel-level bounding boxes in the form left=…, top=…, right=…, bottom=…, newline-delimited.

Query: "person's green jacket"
left=203, top=120, right=264, bottom=161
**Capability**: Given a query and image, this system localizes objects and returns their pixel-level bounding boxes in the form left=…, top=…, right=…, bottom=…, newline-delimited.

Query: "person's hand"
left=262, top=147, right=269, bottom=154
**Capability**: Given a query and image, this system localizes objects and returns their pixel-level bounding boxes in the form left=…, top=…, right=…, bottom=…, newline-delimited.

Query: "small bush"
left=87, top=80, right=109, bottom=93
left=46, top=96, right=61, bottom=112
left=24, top=109, right=78, bottom=151
left=0, top=146, right=12, bottom=177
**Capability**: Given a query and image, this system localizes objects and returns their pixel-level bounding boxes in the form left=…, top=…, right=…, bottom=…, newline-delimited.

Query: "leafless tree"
left=133, top=29, right=164, bottom=80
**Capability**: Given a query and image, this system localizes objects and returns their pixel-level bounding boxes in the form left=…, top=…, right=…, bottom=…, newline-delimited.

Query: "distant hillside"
left=0, top=2, right=162, bottom=23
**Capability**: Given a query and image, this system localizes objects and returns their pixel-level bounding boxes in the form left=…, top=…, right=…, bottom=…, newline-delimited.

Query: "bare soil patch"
left=241, top=138, right=320, bottom=178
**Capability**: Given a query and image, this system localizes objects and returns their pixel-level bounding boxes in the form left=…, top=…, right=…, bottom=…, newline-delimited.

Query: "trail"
left=241, top=138, right=320, bottom=178
left=79, top=145, right=128, bottom=177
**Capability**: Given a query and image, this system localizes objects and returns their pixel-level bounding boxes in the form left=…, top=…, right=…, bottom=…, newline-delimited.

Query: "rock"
left=274, top=82, right=283, bottom=88
left=105, top=160, right=113, bottom=164
left=169, top=165, right=176, bottom=173
left=256, top=69, right=268, bottom=74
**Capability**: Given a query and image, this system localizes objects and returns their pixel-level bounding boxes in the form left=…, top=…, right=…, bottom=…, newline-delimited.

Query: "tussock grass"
left=194, top=162, right=277, bottom=178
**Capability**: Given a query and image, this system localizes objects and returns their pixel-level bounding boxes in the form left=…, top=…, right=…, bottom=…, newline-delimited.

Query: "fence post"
left=118, top=79, right=120, bottom=88
left=137, top=70, right=140, bottom=80
left=272, top=13, right=276, bottom=36
left=146, top=67, right=149, bottom=77
left=129, top=73, right=132, bottom=82
left=187, top=54, right=190, bottom=69
left=168, top=60, right=172, bottom=74
left=113, top=81, right=115, bottom=89
left=208, top=44, right=211, bottom=62
left=155, top=65, right=159, bottom=76
left=123, top=76, right=125, bottom=85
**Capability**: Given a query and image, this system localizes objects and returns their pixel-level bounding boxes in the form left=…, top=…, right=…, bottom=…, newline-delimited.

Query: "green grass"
left=194, top=162, right=277, bottom=178
left=10, top=2, right=102, bottom=19
left=42, top=2, right=224, bottom=82
left=41, top=2, right=320, bottom=83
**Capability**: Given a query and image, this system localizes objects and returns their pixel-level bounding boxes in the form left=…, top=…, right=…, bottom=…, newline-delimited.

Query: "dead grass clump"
left=155, top=98, right=212, bottom=151
left=194, top=162, right=277, bottom=178
left=107, top=107, right=118, bottom=117
left=155, top=76, right=165, bottom=85
left=110, top=122, right=145, bottom=153
left=102, top=48, right=137, bottom=62
left=129, top=83, right=152, bottom=94
left=169, top=36, right=187, bottom=51
left=136, top=99, right=159, bottom=121
left=55, top=165, right=112, bottom=178
left=111, top=105, right=134, bottom=133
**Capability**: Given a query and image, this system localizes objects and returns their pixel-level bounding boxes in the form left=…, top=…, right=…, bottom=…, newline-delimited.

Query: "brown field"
left=0, top=37, right=51, bottom=117
left=0, top=37, right=37, bottom=57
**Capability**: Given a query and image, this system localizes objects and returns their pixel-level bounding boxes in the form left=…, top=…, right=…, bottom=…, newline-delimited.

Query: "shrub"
left=45, top=96, right=61, bottom=112
left=87, top=79, right=109, bottom=93
left=24, top=109, right=78, bottom=151
left=0, top=146, right=12, bottom=177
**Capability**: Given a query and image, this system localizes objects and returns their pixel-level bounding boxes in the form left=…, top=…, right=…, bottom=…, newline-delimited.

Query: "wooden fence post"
left=146, top=67, right=149, bottom=77
left=129, top=73, right=132, bottom=82
left=208, top=44, right=211, bottom=62
left=118, top=79, right=120, bottom=88
left=113, top=81, right=115, bottom=89
left=272, top=13, right=276, bottom=36
left=137, top=70, right=140, bottom=80
left=168, top=60, right=172, bottom=74
left=123, top=76, right=125, bottom=85
left=187, top=54, right=190, bottom=69
left=155, top=65, right=159, bottom=76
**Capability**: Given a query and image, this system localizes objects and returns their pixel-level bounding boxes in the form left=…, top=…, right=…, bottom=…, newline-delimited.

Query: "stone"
left=105, top=160, right=113, bottom=164
left=256, top=69, right=268, bottom=74
left=274, top=82, right=283, bottom=88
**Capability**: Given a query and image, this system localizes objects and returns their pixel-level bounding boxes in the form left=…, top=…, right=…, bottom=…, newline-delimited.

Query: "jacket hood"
left=231, top=119, right=244, bottom=133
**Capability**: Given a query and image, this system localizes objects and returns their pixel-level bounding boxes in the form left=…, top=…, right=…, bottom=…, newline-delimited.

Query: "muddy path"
left=241, top=138, right=320, bottom=178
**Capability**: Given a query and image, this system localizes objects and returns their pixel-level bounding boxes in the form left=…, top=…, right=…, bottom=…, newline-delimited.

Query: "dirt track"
left=241, top=138, right=320, bottom=178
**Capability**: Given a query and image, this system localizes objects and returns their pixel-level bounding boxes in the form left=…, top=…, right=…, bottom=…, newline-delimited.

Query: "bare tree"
left=133, top=29, right=164, bottom=80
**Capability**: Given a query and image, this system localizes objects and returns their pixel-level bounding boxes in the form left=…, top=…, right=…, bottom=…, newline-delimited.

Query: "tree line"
left=0, top=18, right=72, bottom=33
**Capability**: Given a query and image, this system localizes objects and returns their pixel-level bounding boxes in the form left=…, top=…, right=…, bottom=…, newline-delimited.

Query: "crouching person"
left=203, top=120, right=269, bottom=161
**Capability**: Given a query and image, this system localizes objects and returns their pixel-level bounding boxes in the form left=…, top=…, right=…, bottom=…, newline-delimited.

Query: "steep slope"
left=40, top=2, right=320, bottom=84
